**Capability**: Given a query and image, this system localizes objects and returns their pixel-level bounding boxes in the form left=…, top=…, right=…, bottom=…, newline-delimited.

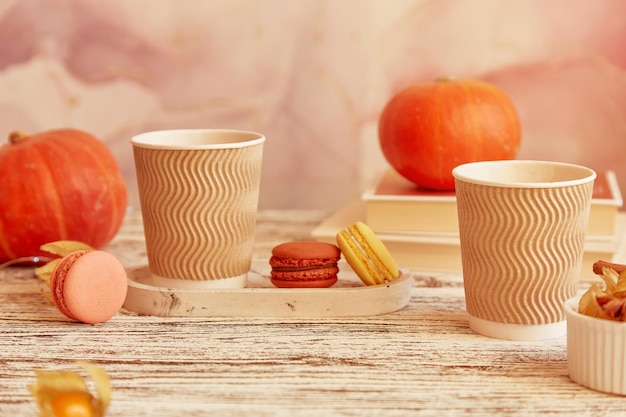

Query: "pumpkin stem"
left=0, top=256, right=54, bottom=269
left=435, top=75, right=458, bottom=83
left=8, top=131, right=30, bottom=145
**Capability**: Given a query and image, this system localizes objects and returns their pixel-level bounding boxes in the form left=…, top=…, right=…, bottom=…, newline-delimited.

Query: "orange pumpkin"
left=378, top=77, right=522, bottom=190
left=0, top=128, right=127, bottom=263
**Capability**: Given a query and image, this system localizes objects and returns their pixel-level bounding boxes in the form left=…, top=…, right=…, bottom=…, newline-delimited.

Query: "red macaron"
left=50, top=250, right=128, bottom=324
left=269, top=241, right=341, bottom=288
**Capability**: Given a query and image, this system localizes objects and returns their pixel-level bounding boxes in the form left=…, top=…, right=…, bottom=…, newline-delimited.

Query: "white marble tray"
left=123, top=264, right=413, bottom=318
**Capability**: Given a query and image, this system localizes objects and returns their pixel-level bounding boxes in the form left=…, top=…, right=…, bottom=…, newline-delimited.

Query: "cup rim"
left=131, top=129, right=265, bottom=150
left=452, top=160, right=596, bottom=189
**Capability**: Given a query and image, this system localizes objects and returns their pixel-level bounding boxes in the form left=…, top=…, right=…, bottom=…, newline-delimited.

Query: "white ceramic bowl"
left=564, top=296, right=626, bottom=395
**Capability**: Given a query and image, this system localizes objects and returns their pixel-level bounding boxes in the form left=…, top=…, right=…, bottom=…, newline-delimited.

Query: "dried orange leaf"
left=31, top=369, right=88, bottom=392
left=615, top=269, right=626, bottom=298
left=599, top=266, right=619, bottom=293
left=40, top=240, right=95, bottom=257
left=35, top=240, right=93, bottom=287
left=579, top=282, right=610, bottom=319
left=34, top=259, right=60, bottom=287
left=580, top=266, right=626, bottom=321
left=29, top=362, right=110, bottom=417
left=597, top=295, right=626, bottom=320
left=30, top=370, right=89, bottom=416
left=78, top=361, right=111, bottom=410
left=579, top=283, right=602, bottom=314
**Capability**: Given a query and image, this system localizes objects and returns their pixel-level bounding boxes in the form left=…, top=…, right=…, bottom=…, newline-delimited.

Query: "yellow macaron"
left=336, top=221, right=399, bottom=286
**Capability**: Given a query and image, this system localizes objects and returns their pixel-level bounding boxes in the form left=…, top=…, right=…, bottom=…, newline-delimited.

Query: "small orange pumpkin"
left=0, top=128, right=127, bottom=263
left=378, top=77, right=522, bottom=190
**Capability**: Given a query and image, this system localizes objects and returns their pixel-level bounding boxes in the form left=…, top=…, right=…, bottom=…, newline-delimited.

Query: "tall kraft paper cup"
left=132, top=129, right=265, bottom=289
left=453, top=160, right=596, bottom=341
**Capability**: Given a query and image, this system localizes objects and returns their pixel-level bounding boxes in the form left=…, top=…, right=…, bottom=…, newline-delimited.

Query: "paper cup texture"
left=132, top=129, right=264, bottom=285
left=453, top=160, right=595, bottom=339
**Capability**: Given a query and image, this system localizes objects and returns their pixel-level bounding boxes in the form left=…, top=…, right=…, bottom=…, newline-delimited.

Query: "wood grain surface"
left=1, top=210, right=625, bottom=416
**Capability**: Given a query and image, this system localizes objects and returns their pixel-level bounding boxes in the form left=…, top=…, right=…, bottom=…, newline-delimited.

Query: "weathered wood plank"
left=0, top=211, right=624, bottom=416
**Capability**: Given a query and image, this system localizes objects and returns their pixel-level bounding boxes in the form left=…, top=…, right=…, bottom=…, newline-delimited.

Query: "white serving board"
left=123, top=263, right=413, bottom=318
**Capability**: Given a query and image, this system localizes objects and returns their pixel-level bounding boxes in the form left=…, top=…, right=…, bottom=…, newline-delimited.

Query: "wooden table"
left=1, top=210, right=625, bottom=416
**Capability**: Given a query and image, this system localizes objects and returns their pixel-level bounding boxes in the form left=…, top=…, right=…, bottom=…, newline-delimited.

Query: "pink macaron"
left=50, top=250, right=128, bottom=324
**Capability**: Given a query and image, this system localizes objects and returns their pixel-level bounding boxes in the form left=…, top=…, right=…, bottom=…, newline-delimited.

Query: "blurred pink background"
left=0, top=0, right=624, bottom=211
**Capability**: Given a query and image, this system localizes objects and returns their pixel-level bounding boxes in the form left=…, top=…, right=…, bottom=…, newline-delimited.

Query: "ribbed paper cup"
left=565, top=297, right=626, bottom=395
left=132, top=129, right=264, bottom=289
left=453, top=160, right=596, bottom=340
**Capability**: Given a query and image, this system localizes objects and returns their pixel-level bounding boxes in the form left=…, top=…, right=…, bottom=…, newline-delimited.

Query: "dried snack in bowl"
left=579, top=260, right=626, bottom=321
left=30, top=361, right=111, bottom=417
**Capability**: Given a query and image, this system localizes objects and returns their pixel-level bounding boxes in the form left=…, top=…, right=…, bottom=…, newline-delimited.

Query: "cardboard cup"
left=453, top=160, right=596, bottom=340
left=131, top=129, right=265, bottom=289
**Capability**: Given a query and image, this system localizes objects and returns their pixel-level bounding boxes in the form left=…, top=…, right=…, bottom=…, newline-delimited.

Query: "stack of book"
left=312, top=168, right=625, bottom=282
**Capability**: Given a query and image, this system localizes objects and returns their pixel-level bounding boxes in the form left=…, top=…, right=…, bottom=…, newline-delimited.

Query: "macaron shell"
left=352, top=222, right=399, bottom=280
left=337, top=230, right=379, bottom=286
left=53, top=251, right=128, bottom=324
left=336, top=222, right=399, bottom=286
left=271, top=241, right=341, bottom=260
left=51, top=250, right=91, bottom=320
left=271, top=276, right=338, bottom=288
